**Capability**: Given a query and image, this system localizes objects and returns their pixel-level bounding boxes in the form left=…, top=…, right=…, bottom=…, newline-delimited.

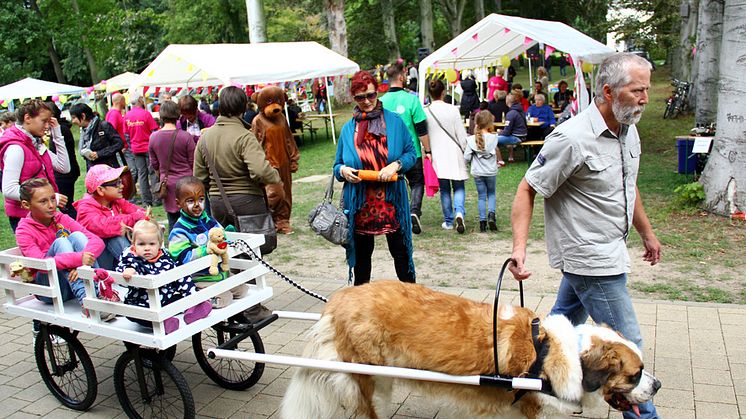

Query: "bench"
left=520, top=140, right=545, bottom=164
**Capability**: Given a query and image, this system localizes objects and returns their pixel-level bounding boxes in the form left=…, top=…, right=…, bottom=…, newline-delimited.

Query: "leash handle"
left=492, top=257, right=516, bottom=377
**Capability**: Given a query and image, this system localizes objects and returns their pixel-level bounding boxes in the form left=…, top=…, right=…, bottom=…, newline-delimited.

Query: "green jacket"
left=194, top=116, right=281, bottom=197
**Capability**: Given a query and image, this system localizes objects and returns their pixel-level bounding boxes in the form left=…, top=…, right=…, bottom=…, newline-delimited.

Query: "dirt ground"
left=266, top=230, right=681, bottom=298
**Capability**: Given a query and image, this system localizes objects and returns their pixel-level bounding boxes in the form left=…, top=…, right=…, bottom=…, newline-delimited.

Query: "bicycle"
left=663, top=79, right=691, bottom=119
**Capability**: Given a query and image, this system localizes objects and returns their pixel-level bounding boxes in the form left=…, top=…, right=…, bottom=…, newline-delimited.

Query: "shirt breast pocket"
left=583, top=154, right=617, bottom=192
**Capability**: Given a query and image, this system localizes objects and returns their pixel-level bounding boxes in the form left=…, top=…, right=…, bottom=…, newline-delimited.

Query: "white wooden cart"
left=0, top=232, right=275, bottom=419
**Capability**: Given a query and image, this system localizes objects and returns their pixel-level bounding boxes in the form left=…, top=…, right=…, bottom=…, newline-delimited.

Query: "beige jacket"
left=194, top=116, right=280, bottom=197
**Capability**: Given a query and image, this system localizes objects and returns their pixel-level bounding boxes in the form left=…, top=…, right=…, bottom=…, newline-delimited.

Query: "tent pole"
left=528, top=56, right=533, bottom=94
left=325, top=76, right=337, bottom=144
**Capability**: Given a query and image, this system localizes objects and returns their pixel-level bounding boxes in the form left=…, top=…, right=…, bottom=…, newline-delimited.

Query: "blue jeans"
left=473, top=176, right=496, bottom=221
left=497, top=135, right=523, bottom=146
left=98, top=236, right=130, bottom=271
left=438, top=179, right=465, bottom=226
left=550, top=272, right=659, bottom=419
left=34, top=231, right=90, bottom=305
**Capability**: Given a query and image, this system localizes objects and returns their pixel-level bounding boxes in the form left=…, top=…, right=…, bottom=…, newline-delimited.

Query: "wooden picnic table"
left=305, top=113, right=340, bottom=140
left=520, top=140, right=545, bottom=164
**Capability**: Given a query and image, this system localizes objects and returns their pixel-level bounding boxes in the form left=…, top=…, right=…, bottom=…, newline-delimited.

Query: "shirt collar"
left=388, top=87, right=404, bottom=93
left=588, top=100, right=624, bottom=140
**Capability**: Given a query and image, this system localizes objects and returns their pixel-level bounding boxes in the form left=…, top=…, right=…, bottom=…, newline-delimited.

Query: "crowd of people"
left=1, top=52, right=661, bottom=417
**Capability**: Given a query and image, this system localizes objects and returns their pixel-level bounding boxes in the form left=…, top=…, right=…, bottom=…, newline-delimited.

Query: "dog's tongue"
left=632, top=404, right=640, bottom=417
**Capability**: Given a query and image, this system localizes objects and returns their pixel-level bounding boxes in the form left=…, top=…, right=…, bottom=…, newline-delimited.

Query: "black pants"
left=405, top=157, right=424, bottom=217
left=9, top=216, right=20, bottom=233
left=55, top=177, right=78, bottom=219
left=167, top=211, right=180, bottom=233
left=353, top=229, right=414, bottom=286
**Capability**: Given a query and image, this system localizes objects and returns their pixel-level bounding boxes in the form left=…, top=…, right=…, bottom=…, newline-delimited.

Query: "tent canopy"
left=418, top=14, right=615, bottom=101
left=96, top=72, right=138, bottom=93
left=0, top=78, right=85, bottom=101
left=131, top=42, right=360, bottom=92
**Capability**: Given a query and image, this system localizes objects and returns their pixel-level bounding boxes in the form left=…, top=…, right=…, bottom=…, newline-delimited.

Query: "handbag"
left=200, top=141, right=277, bottom=255
left=308, top=174, right=348, bottom=245
left=151, top=130, right=178, bottom=200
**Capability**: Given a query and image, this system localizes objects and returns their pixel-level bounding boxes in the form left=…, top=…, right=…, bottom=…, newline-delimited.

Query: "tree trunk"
left=381, top=0, right=400, bottom=62
left=28, top=0, right=66, bottom=83
left=325, top=0, right=352, bottom=104
left=673, top=0, right=699, bottom=82
left=436, top=0, right=467, bottom=37
left=474, top=0, right=485, bottom=20
left=693, top=0, right=724, bottom=126
left=245, top=0, right=267, bottom=43
left=700, top=0, right=746, bottom=216
left=70, top=0, right=99, bottom=83
left=420, top=0, right=435, bottom=53
left=494, top=0, right=501, bottom=10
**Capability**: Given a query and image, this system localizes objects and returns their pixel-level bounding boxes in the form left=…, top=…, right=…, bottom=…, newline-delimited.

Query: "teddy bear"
left=9, top=261, right=35, bottom=283
left=251, top=85, right=300, bottom=234
left=206, top=227, right=230, bottom=276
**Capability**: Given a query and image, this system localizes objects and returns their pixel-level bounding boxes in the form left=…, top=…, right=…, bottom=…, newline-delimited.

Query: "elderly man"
left=509, top=53, right=661, bottom=419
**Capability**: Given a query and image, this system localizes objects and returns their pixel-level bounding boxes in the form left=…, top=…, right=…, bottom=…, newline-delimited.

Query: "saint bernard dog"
left=281, top=281, right=660, bottom=419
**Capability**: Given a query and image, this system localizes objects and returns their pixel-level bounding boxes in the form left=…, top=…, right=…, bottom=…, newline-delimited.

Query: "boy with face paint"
left=168, top=176, right=249, bottom=308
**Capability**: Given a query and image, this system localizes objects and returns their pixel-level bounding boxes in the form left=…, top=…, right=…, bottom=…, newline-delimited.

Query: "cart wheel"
left=113, top=349, right=195, bottom=419
left=192, top=323, right=265, bottom=390
left=34, top=324, right=98, bottom=411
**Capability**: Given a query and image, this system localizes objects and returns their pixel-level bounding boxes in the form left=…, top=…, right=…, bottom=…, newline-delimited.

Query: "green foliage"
left=673, top=182, right=705, bottom=209
left=162, top=0, right=249, bottom=44
left=0, top=1, right=46, bottom=84
left=609, top=0, right=681, bottom=60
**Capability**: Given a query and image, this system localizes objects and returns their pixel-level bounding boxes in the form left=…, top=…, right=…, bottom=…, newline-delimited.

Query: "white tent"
left=96, top=71, right=138, bottom=93
left=130, top=42, right=360, bottom=143
left=0, top=77, right=85, bottom=102
left=417, top=14, right=616, bottom=105
left=131, top=42, right=359, bottom=90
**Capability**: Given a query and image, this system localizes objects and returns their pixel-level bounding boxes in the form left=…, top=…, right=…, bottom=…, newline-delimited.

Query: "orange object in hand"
left=355, top=170, right=398, bottom=182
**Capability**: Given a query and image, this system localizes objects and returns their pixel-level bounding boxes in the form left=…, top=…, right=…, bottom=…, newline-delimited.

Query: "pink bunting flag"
left=165, top=87, right=171, bottom=93
left=504, top=28, right=510, bottom=34
left=142, top=86, right=150, bottom=96
left=545, top=45, right=555, bottom=59
left=472, top=33, right=479, bottom=42
left=524, top=37, right=533, bottom=46
left=153, top=87, right=161, bottom=97
left=451, top=48, right=458, bottom=57
left=567, top=55, right=574, bottom=66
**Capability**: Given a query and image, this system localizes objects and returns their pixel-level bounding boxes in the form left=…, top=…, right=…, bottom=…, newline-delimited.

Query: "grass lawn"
left=2, top=66, right=744, bottom=304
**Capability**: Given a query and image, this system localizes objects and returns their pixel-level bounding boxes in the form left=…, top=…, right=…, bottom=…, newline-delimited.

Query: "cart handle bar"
left=208, top=349, right=542, bottom=391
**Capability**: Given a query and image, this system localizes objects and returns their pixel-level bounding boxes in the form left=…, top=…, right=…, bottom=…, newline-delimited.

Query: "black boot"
left=479, top=220, right=487, bottom=232
left=488, top=212, right=497, bottom=231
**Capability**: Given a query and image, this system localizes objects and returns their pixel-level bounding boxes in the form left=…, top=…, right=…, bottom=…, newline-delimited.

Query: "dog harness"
left=512, top=317, right=556, bottom=404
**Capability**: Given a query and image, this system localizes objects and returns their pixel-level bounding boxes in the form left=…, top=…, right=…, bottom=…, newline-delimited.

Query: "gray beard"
left=612, top=100, right=645, bottom=125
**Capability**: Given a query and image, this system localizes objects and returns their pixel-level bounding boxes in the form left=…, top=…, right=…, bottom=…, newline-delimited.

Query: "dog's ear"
left=580, top=342, right=615, bottom=392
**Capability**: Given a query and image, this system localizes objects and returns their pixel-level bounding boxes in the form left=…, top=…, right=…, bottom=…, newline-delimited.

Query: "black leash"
left=230, top=239, right=329, bottom=303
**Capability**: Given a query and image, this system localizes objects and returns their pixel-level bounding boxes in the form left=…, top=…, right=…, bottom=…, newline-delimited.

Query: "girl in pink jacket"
left=16, top=178, right=105, bottom=316
left=74, top=165, right=147, bottom=270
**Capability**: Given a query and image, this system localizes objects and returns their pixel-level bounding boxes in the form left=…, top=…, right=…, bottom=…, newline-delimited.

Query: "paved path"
left=0, top=277, right=744, bottom=418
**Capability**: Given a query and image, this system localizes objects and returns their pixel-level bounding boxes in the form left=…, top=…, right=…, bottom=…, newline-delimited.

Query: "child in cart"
left=168, top=176, right=250, bottom=310
left=117, top=218, right=211, bottom=334
left=15, top=178, right=115, bottom=321
left=74, top=164, right=148, bottom=270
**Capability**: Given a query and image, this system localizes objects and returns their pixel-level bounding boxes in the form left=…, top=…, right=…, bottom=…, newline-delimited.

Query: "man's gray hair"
left=595, top=53, right=652, bottom=103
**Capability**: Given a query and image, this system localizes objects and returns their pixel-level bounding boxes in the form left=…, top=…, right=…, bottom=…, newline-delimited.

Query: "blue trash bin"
left=676, top=138, right=696, bottom=174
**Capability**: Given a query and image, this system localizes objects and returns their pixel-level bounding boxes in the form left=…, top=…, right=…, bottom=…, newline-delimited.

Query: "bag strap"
left=324, top=174, right=335, bottom=204
left=160, top=130, right=179, bottom=182
left=200, top=139, right=270, bottom=222
left=426, top=106, right=464, bottom=153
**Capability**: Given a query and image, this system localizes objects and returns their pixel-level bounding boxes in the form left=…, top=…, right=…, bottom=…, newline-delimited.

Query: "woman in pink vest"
left=0, top=100, right=71, bottom=232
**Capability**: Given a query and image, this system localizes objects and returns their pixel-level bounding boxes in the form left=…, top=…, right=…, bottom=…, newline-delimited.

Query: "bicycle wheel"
left=113, top=349, right=195, bottom=419
left=34, top=325, right=98, bottom=411
left=192, top=322, right=265, bottom=390
left=663, top=99, right=674, bottom=119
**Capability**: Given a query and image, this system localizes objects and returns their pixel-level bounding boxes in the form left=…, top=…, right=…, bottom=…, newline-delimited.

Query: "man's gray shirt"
left=524, top=101, right=641, bottom=276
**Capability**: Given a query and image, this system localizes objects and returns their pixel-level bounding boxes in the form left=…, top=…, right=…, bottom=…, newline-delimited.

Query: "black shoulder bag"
left=308, top=174, right=348, bottom=246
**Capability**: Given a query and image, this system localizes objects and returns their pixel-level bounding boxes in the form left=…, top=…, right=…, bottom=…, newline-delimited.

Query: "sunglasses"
left=101, top=179, right=123, bottom=188
left=353, top=92, right=378, bottom=102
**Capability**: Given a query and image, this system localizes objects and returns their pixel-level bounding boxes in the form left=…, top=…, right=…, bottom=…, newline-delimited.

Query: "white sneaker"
left=441, top=222, right=453, bottom=230
left=455, top=213, right=465, bottom=234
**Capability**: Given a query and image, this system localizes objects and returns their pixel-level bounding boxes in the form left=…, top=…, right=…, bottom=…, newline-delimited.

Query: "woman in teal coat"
left=333, top=71, right=417, bottom=285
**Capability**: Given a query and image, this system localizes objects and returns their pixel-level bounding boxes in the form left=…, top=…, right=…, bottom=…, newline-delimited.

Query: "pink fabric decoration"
left=451, top=48, right=458, bottom=57
left=423, top=158, right=439, bottom=197
left=545, top=45, right=555, bottom=59
left=472, top=33, right=479, bottom=42
left=524, top=37, right=533, bottom=46
left=504, top=28, right=510, bottom=34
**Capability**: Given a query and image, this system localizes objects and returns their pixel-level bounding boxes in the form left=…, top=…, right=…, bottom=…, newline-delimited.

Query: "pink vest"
left=0, top=126, right=59, bottom=218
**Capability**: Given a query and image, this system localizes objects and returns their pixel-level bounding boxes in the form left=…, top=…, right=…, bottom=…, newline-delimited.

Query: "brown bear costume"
left=251, top=86, right=300, bottom=234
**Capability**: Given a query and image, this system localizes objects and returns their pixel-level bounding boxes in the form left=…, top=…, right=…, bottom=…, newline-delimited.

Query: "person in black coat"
left=70, top=103, right=124, bottom=170
left=459, top=74, right=480, bottom=117
left=487, top=90, right=510, bottom=122
left=45, top=102, right=80, bottom=218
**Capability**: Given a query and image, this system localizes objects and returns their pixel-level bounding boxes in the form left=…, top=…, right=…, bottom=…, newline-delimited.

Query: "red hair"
left=350, top=71, right=378, bottom=95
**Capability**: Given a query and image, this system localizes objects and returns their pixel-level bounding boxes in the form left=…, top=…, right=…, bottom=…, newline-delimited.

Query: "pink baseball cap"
left=85, top=164, right=127, bottom=193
